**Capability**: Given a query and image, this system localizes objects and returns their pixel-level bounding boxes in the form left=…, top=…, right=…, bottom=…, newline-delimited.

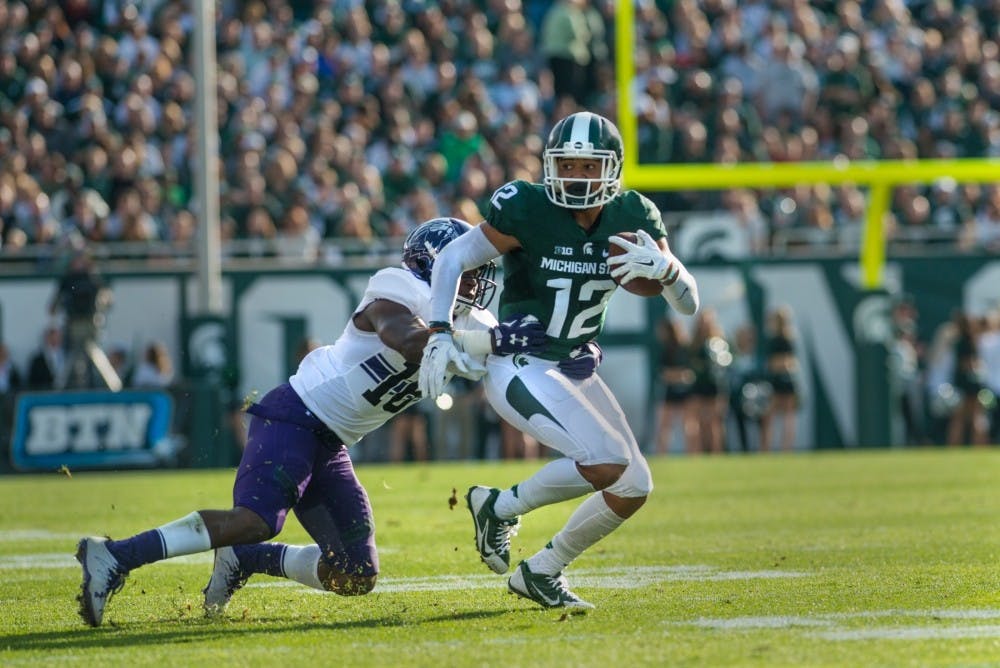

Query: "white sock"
left=158, top=512, right=212, bottom=558
left=281, top=544, right=325, bottom=590
left=493, top=458, right=594, bottom=519
left=527, top=492, right=625, bottom=576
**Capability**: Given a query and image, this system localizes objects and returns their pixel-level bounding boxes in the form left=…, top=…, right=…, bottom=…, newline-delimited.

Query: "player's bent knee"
left=204, top=507, right=274, bottom=545
left=324, top=572, right=377, bottom=596
left=603, top=458, right=654, bottom=498
left=577, top=462, right=627, bottom=490
left=602, top=492, right=647, bottom=518
left=235, top=508, right=275, bottom=543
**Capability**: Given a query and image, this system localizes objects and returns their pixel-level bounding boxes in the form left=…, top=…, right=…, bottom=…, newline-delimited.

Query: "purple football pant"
left=234, top=383, right=378, bottom=577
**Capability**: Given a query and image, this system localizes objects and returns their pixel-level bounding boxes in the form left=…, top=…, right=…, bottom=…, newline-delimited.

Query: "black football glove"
left=490, top=313, right=547, bottom=355
left=558, top=341, right=603, bottom=380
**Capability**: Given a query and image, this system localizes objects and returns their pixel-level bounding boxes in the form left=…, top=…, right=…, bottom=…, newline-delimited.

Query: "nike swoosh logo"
left=635, top=259, right=655, bottom=266
left=528, top=581, right=562, bottom=606
left=475, top=522, right=497, bottom=555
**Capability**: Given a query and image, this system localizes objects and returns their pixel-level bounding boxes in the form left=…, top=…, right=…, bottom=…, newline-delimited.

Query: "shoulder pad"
left=485, top=180, right=548, bottom=232
left=362, top=268, right=430, bottom=315
left=617, top=190, right=668, bottom=239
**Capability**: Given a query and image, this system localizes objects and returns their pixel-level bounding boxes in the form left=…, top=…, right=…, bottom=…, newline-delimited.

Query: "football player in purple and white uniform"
left=74, top=218, right=546, bottom=627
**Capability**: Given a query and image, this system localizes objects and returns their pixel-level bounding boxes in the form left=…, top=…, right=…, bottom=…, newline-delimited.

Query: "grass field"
left=1, top=448, right=998, bottom=667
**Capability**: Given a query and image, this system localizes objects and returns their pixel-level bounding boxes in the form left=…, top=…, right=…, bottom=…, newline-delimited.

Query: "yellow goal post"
left=614, top=1, right=1000, bottom=289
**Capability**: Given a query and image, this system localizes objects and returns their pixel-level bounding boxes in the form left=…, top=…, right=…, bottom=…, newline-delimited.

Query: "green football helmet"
left=543, top=112, right=623, bottom=209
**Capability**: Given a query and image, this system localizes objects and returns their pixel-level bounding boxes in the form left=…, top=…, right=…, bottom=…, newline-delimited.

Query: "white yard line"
left=0, top=530, right=84, bottom=542
left=242, top=564, right=809, bottom=593
left=0, top=551, right=215, bottom=569
left=816, top=625, right=1000, bottom=640
left=670, top=610, right=1000, bottom=641
left=7, top=546, right=999, bottom=640
left=676, top=609, right=1000, bottom=629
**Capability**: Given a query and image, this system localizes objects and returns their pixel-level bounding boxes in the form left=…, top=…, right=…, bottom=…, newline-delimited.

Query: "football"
left=608, top=232, right=664, bottom=297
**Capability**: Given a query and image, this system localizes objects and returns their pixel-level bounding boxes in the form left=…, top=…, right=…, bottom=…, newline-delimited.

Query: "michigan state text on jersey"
left=486, top=179, right=668, bottom=360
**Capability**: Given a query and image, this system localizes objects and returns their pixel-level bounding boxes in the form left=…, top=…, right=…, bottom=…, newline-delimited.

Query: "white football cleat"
left=508, top=560, right=594, bottom=610
left=76, top=536, right=128, bottom=627
left=466, top=485, right=520, bottom=575
left=203, top=546, right=249, bottom=617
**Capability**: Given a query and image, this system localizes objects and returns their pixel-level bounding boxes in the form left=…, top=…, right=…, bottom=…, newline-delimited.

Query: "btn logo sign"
left=11, top=391, right=174, bottom=471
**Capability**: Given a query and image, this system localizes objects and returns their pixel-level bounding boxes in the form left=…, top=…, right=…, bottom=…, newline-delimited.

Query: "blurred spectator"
left=754, top=29, right=818, bottom=128
left=388, top=404, right=430, bottom=462
left=107, top=343, right=132, bottom=388
left=819, top=34, right=874, bottom=122
left=0, top=343, right=23, bottom=395
left=888, top=298, right=927, bottom=446
left=927, top=177, right=973, bottom=236
left=131, top=341, right=175, bottom=389
left=728, top=322, right=771, bottom=454
left=969, top=184, right=1000, bottom=253
left=49, top=165, right=110, bottom=233
left=654, top=316, right=695, bottom=455
left=688, top=308, right=731, bottom=455
left=832, top=183, right=867, bottom=249
left=439, top=111, right=485, bottom=185
left=0, top=342, right=22, bottom=455
left=540, top=0, right=594, bottom=106
left=924, top=315, right=958, bottom=444
left=760, top=306, right=801, bottom=452
left=946, top=311, right=989, bottom=446
left=274, top=203, right=320, bottom=263
left=720, top=189, right=769, bottom=254
left=48, top=250, right=120, bottom=391
left=27, top=326, right=64, bottom=390
left=979, top=309, right=1000, bottom=443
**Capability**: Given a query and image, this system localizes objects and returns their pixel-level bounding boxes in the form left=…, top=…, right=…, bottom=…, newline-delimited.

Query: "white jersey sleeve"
left=358, top=267, right=431, bottom=318
left=290, top=268, right=431, bottom=445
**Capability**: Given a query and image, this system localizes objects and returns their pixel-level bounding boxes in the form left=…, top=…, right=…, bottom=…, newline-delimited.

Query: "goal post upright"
left=615, top=0, right=638, bottom=177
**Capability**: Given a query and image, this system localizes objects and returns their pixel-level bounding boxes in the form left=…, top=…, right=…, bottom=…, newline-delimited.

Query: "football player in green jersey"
left=418, top=111, right=699, bottom=609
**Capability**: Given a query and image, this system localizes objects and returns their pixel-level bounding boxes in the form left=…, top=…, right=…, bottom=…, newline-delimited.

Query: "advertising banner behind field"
left=1, top=255, right=997, bottom=461
left=11, top=391, right=174, bottom=471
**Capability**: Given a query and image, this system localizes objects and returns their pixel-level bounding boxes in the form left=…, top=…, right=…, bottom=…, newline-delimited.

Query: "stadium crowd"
left=0, top=0, right=998, bottom=261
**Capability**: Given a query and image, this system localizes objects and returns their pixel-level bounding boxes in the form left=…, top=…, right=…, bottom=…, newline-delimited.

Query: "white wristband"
left=452, top=329, right=493, bottom=356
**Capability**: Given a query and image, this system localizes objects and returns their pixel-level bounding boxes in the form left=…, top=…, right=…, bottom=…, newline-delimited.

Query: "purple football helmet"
left=401, top=217, right=496, bottom=311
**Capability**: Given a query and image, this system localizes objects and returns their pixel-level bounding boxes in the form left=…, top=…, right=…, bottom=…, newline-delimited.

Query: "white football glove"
left=449, top=355, right=487, bottom=382
left=607, top=229, right=678, bottom=285
left=419, top=332, right=473, bottom=399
